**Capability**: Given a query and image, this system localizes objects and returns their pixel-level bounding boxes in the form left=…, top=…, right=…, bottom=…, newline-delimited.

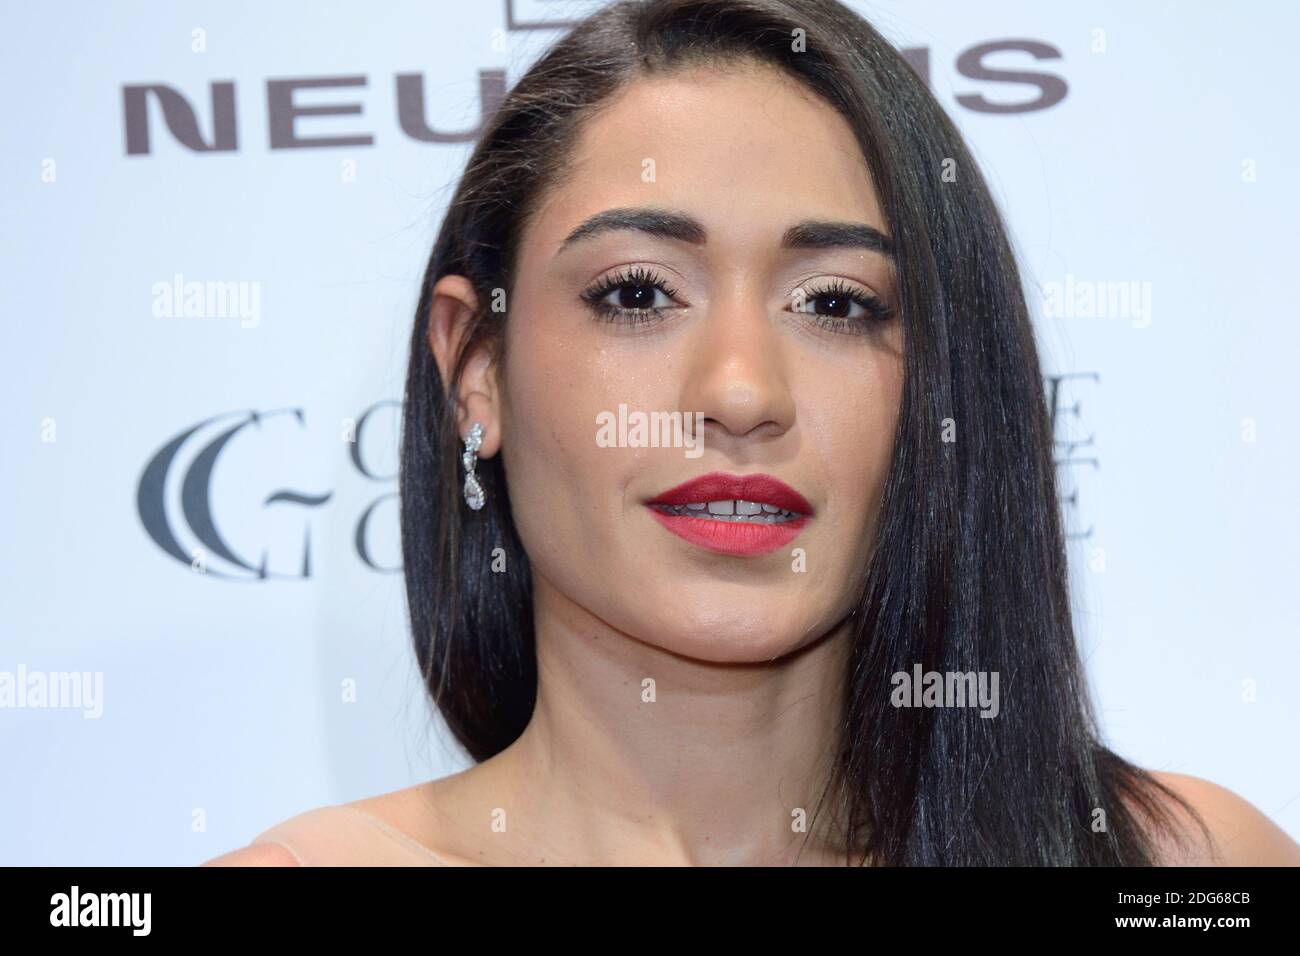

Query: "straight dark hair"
left=400, top=0, right=1209, bottom=864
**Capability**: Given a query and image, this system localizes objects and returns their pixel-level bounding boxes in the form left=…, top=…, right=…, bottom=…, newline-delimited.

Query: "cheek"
left=817, top=349, right=903, bottom=536
left=499, top=325, right=587, bottom=516
left=498, top=316, right=653, bottom=558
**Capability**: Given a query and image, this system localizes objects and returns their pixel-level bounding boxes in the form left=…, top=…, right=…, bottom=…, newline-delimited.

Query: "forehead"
left=522, top=63, right=888, bottom=258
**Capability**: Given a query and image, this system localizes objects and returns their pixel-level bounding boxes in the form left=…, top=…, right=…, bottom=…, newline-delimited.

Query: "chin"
left=642, top=609, right=815, bottom=664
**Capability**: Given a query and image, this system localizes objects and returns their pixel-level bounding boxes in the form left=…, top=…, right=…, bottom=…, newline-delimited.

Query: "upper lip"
left=644, top=471, right=814, bottom=515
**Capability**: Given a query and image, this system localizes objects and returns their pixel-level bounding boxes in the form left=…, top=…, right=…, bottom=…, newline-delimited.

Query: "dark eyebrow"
left=555, top=207, right=895, bottom=257
left=781, top=220, right=895, bottom=257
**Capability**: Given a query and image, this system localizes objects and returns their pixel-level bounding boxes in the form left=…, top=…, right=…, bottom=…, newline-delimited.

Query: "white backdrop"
left=2, top=0, right=1296, bottom=865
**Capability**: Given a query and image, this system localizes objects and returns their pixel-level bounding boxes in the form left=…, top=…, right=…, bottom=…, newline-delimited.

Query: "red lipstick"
left=644, top=472, right=813, bottom=557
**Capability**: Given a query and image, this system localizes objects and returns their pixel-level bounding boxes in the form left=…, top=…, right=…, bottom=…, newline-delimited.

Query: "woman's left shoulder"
left=1145, top=770, right=1300, bottom=865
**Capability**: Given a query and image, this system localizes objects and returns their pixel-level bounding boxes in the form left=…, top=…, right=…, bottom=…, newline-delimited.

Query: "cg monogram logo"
left=136, top=402, right=399, bottom=579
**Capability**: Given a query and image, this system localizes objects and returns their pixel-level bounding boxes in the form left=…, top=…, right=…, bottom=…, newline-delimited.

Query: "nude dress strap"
left=251, top=805, right=456, bottom=866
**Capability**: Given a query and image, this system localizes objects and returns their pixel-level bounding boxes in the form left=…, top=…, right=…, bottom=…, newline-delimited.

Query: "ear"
left=426, top=274, right=501, bottom=459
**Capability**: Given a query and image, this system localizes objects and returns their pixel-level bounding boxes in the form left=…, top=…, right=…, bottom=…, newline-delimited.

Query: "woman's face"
left=495, top=62, right=903, bottom=662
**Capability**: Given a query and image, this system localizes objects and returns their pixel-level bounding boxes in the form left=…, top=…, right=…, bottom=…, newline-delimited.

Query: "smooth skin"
left=205, top=62, right=1300, bottom=867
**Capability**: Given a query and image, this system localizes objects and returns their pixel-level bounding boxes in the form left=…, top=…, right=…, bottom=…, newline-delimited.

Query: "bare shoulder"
left=342, top=774, right=481, bottom=863
left=200, top=842, right=300, bottom=867
left=195, top=767, right=488, bottom=867
left=345, top=779, right=445, bottom=822
left=196, top=784, right=443, bottom=868
left=1144, top=770, right=1300, bottom=866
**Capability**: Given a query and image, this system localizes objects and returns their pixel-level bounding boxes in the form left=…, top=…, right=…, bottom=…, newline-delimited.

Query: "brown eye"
left=791, top=280, right=894, bottom=330
left=605, top=282, right=669, bottom=311
left=581, top=265, right=680, bottom=323
left=804, top=290, right=858, bottom=319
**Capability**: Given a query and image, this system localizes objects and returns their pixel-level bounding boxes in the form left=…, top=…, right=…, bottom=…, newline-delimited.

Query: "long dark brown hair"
left=400, top=0, right=1208, bottom=864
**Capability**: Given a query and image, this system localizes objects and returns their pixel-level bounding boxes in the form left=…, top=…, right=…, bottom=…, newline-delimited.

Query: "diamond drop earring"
left=461, top=422, right=486, bottom=511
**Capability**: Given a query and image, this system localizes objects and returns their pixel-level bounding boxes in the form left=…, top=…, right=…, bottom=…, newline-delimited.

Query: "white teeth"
left=653, top=500, right=801, bottom=524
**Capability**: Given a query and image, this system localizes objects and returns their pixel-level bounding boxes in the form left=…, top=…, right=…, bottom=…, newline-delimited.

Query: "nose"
left=678, top=286, right=796, bottom=448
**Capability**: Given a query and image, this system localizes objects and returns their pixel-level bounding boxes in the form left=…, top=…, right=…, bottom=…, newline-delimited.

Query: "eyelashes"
left=579, top=265, right=680, bottom=323
left=578, top=266, right=895, bottom=332
left=792, top=278, right=895, bottom=330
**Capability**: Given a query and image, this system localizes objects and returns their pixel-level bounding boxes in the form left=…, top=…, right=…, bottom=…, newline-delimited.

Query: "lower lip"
left=646, top=507, right=809, bottom=556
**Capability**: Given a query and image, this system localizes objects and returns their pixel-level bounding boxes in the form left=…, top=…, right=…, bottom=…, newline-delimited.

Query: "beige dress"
left=251, top=805, right=458, bottom=866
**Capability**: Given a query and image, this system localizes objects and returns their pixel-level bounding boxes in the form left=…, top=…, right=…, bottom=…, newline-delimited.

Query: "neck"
left=489, top=573, right=853, bottom=866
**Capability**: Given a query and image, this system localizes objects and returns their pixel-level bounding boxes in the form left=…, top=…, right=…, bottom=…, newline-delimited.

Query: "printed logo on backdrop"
left=136, top=384, right=1097, bottom=581
left=1048, top=371, right=1099, bottom=540
left=136, top=402, right=399, bottom=579
left=504, top=0, right=602, bottom=30
left=121, top=2, right=1069, bottom=156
